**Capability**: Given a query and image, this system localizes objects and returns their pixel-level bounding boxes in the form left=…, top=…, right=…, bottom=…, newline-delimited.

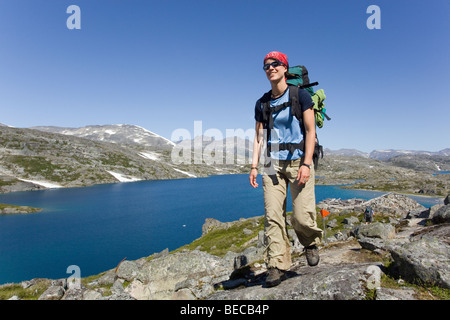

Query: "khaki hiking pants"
left=262, top=158, right=323, bottom=270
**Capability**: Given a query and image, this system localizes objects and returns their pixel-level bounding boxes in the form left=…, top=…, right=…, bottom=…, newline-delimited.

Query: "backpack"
left=286, top=65, right=330, bottom=129
left=259, top=65, right=330, bottom=170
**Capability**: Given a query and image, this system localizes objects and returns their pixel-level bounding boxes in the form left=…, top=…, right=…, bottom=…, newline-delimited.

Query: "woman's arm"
left=297, top=107, right=315, bottom=185
left=249, top=121, right=264, bottom=188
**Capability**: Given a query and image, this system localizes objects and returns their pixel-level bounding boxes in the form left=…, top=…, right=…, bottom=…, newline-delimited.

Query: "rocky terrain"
left=0, top=125, right=250, bottom=193
left=315, top=154, right=450, bottom=196
left=2, top=193, right=448, bottom=300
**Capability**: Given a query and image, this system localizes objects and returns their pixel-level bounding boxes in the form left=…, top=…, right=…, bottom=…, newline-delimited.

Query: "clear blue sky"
left=1, top=0, right=449, bottom=152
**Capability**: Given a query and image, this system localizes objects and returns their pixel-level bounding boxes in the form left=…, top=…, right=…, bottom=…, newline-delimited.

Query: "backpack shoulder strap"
left=288, top=85, right=306, bottom=135
left=260, top=89, right=290, bottom=129
left=288, top=85, right=301, bottom=119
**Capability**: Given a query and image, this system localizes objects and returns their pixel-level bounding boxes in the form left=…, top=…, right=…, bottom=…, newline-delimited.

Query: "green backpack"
left=286, top=65, right=330, bottom=128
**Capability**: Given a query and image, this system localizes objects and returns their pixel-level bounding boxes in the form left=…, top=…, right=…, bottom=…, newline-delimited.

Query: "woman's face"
left=264, top=58, right=287, bottom=83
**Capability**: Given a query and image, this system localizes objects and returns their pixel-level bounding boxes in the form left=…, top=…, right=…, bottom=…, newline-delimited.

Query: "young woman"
left=249, top=51, right=323, bottom=287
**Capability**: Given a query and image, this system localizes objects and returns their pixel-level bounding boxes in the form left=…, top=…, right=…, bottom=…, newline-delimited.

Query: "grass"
left=0, top=279, right=52, bottom=300
left=175, top=216, right=265, bottom=257
left=375, top=272, right=450, bottom=300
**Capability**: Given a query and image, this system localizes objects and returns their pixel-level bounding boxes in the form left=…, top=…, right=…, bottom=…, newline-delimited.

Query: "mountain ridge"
left=324, top=147, right=450, bottom=160
left=1, top=124, right=449, bottom=195
left=6, top=123, right=450, bottom=160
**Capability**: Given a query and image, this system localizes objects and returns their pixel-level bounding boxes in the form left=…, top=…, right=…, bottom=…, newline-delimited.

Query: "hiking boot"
left=304, top=245, right=320, bottom=266
left=265, top=267, right=284, bottom=288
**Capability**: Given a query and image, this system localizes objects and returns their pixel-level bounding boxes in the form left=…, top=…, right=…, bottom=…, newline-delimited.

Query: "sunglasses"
left=263, top=60, right=285, bottom=71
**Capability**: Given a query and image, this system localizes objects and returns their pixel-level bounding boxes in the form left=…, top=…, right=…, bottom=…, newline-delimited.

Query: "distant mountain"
left=175, top=135, right=253, bottom=164
left=31, top=124, right=175, bottom=150
left=0, top=126, right=192, bottom=192
left=0, top=125, right=251, bottom=193
left=325, top=148, right=450, bottom=160
left=324, top=148, right=369, bottom=158
left=370, top=149, right=431, bottom=160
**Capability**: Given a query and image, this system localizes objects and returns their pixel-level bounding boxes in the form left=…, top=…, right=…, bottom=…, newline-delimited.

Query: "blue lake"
left=0, top=174, right=444, bottom=284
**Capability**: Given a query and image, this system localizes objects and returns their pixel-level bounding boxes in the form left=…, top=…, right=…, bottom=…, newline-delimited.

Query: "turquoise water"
left=0, top=174, right=443, bottom=284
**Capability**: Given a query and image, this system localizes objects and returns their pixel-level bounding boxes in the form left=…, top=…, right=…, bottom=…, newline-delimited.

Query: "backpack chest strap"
left=262, top=101, right=291, bottom=129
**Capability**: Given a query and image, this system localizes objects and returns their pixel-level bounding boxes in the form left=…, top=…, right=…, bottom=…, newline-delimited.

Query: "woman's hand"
left=249, top=169, right=259, bottom=188
left=296, top=165, right=310, bottom=186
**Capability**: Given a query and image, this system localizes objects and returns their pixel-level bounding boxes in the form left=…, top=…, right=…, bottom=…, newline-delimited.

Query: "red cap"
left=264, top=51, right=289, bottom=68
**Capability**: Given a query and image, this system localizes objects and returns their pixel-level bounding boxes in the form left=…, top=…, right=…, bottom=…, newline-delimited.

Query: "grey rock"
left=343, top=216, right=359, bottom=225
left=388, top=224, right=450, bottom=288
left=355, top=222, right=396, bottom=240
left=208, top=264, right=372, bottom=300
left=431, top=204, right=450, bottom=224
left=233, top=246, right=264, bottom=270
left=102, top=292, right=135, bottom=300
left=116, top=260, right=139, bottom=281
left=83, top=289, right=103, bottom=300
left=38, top=285, right=65, bottom=300
left=406, top=208, right=430, bottom=219
left=88, top=269, right=117, bottom=287
left=61, top=286, right=85, bottom=300
left=152, top=248, right=169, bottom=260
left=376, top=287, right=417, bottom=300
left=358, top=237, right=390, bottom=252
left=326, top=219, right=338, bottom=228
left=136, top=250, right=233, bottom=299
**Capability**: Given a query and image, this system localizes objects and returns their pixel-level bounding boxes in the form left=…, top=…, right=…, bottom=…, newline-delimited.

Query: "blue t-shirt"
left=254, top=87, right=314, bottom=160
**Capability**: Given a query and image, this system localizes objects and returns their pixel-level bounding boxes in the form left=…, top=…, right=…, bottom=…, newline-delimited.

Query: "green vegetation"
left=176, top=217, right=265, bottom=257
left=0, top=279, right=51, bottom=300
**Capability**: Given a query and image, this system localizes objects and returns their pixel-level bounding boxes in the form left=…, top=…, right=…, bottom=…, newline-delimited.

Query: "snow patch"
left=17, top=178, right=62, bottom=189
left=139, top=152, right=160, bottom=161
left=107, top=171, right=141, bottom=182
left=173, top=168, right=197, bottom=178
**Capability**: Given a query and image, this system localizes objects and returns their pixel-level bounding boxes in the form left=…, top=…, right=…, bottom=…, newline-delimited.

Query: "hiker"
left=364, top=206, right=374, bottom=224
left=249, top=51, right=323, bottom=287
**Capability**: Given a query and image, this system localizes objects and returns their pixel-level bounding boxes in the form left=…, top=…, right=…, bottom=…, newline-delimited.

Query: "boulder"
left=326, top=219, right=338, bottom=228
left=388, top=224, right=450, bottom=289
left=116, top=260, right=139, bottom=282
left=362, top=193, right=426, bottom=217
left=38, top=285, right=65, bottom=300
left=208, top=263, right=377, bottom=300
left=343, top=216, right=360, bottom=225
left=431, top=204, right=450, bottom=224
left=135, top=250, right=233, bottom=299
left=355, top=222, right=396, bottom=240
left=406, top=208, right=430, bottom=219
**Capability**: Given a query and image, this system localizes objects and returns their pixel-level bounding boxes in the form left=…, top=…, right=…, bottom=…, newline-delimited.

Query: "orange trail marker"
left=320, top=209, right=330, bottom=245
left=320, top=209, right=330, bottom=218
